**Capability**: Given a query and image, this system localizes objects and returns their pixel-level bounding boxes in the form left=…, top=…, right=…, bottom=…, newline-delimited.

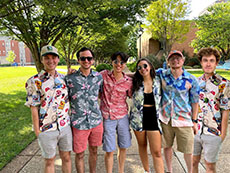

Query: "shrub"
left=186, top=57, right=200, bottom=67
left=96, top=63, right=112, bottom=72
left=184, top=65, right=193, bottom=69
left=127, top=61, right=137, bottom=72
left=193, top=65, right=201, bottom=69
left=0, top=64, right=11, bottom=67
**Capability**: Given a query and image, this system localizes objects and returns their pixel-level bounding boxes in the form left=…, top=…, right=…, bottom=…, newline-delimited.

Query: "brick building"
left=137, top=23, right=198, bottom=58
left=0, top=36, right=34, bottom=66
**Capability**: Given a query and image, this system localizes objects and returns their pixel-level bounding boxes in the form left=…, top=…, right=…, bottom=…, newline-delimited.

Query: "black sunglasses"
left=113, top=59, right=125, bottom=65
left=79, top=56, right=93, bottom=61
left=137, top=64, right=148, bottom=71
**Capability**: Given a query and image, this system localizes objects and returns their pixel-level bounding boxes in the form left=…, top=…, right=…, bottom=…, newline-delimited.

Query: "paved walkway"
left=1, top=124, right=230, bottom=173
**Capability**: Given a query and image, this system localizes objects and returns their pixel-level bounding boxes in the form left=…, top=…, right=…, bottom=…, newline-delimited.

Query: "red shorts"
left=72, top=122, right=103, bottom=153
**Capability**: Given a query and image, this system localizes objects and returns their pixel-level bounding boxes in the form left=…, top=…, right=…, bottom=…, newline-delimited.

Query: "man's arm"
left=30, top=106, right=40, bottom=137
left=221, top=110, right=229, bottom=141
left=191, top=102, right=199, bottom=135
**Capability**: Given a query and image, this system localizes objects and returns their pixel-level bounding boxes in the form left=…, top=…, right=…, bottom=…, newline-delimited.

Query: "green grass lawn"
left=188, top=69, right=230, bottom=80
left=0, top=66, right=229, bottom=170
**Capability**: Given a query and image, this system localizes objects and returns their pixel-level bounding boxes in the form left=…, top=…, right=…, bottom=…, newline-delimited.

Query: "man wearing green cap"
left=25, top=45, right=72, bottom=173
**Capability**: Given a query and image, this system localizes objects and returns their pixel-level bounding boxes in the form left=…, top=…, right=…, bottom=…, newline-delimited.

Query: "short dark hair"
left=111, top=52, right=129, bottom=63
left=197, top=48, right=220, bottom=62
left=76, top=47, right=95, bottom=59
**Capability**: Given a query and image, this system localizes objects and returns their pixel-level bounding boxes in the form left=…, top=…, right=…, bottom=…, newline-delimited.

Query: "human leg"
left=205, top=161, right=216, bottom=173
left=105, top=151, right=114, bottom=173
left=164, top=147, right=173, bottom=173
left=147, top=131, right=164, bottom=173
left=88, top=146, right=98, bottom=173
left=193, top=134, right=203, bottom=173
left=75, top=152, right=85, bottom=173
left=133, top=130, right=149, bottom=172
left=184, top=153, right=193, bottom=173
left=59, top=151, right=71, bottom=173
left=117, top=115, right=132, bottom=173
left=44, top=156, right=56, bottom=173
left=193, top=155, right=201, bottom=173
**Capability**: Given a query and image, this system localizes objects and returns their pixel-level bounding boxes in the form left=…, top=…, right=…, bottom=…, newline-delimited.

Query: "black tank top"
left=144, top=92, right=155, bottom=105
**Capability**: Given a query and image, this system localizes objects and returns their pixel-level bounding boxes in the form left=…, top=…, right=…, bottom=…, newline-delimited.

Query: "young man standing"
left=25, top=45, right=72, bottom=173
left=100, top=52, right=132, bottom=173
left=156, top=50, right=200, bottom=173
left=65, top=47, right=103, bottom=173
left=193, top=48, right=230, bottom=173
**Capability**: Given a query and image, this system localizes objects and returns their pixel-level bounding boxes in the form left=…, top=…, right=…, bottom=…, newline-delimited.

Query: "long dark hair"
left=132, top=58, right=156, bottom=95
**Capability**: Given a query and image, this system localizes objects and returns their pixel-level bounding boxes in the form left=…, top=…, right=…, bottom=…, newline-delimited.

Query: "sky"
left=189, top=0, right=216, bottom=19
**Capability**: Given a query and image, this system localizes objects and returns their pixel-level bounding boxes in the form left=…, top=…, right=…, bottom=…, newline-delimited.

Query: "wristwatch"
left=192, top=119, right=198, bottom=123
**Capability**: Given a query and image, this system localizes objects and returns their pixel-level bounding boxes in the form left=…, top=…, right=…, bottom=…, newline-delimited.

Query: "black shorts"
left=142, top=106, right=159, bottom=131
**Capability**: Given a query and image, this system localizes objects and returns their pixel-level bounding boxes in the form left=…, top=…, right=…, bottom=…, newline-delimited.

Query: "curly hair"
left=197, top=47, right=220, bottom=62
left=132, top=58, right=156, bottom=95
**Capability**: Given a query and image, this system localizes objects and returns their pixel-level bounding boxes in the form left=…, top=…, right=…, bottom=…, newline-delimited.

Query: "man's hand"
left=192, top=122, right=198, bottom=135
left=35, top=130, right=41, bottom=137
left=68, top=68, right=76, bottom=75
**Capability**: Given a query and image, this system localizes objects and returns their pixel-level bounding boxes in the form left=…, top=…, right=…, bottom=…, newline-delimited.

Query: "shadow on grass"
left=0, top=91, right=35, bottom=170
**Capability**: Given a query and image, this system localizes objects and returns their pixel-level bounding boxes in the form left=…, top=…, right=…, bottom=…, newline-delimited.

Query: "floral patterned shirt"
left=197, top=73, right=230, bottom=136
left=25, top=70, right=70, bottom=132
left=129, top=76, right=162, bottom=132
left=100, top=70, right=132, bottom=120
left=65, top=69, right=103, bottom=130
left=156, top=68, right=200, bottom=127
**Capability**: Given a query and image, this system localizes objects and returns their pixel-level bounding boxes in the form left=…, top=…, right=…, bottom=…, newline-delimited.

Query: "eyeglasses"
left=79, top=56, right=93, bottom=61
left=137, top=64, right=148, bottom=71
left=113, top=59, right=125, bottom=65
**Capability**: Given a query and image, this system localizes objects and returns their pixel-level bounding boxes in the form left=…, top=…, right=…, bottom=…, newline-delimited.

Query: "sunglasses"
left=137, top=64, right=148, bottom=71
left=79, top=56, right=93, bottom=61
left=113, top=59, right=125, bottom=65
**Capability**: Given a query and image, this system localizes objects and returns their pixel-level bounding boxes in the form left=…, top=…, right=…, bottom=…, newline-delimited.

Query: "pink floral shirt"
left=100, top=70, right=132, bottom=120
left=25, top=70, right=70, bottom=132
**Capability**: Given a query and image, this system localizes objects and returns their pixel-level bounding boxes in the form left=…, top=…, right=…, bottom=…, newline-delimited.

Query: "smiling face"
left=168, top=54, right=184, bottom=69
left=41, top=54, right=59, bottom=73
left=201, top=54, right=218, bottom=76
left=112, top=55, right=126, bottom=74
left=78, top=50, right=94, bottom=70
left=137, top=60, right=151, bottom=77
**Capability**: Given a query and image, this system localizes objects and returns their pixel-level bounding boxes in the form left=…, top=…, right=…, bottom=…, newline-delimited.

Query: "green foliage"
left=184, top=65, right=193, bottom=69
left=127, top=61, right=137, bottom=72
left=144, top=0, right=191, bottom=53
left=193, top=65, right=201, bottom=69
left=143, top=54, right=165, bottom=69
left=95, top=63, right=112, bottom=72
left=191, top=2, right=230, bottom=60
left=185, top=57, right=200, bottom=67
left=0, top=67, right=37, bottom=170
left=6, top=51, right=16, bottom=63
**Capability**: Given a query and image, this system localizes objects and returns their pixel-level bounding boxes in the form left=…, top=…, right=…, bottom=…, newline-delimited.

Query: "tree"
left=191, top=2, right=230, bottom=60
left=0, top=0, right=151, bottom=72
left=6, top=50, right=16, bottom=63
left=144, top=0, right=191, bottom=55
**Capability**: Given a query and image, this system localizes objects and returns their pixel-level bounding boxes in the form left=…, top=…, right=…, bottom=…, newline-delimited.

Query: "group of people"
left=25, top=45, right=230, bottom=173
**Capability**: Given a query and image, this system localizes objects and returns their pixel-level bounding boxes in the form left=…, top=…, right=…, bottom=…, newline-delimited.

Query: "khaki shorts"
left=161, top=121, right=194, bottom=154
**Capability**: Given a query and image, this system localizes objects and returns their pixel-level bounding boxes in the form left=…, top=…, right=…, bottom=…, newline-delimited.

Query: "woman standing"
left=130, top=58, right=164, bottom=173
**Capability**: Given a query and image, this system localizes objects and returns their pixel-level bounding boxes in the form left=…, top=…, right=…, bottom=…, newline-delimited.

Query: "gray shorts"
left=193, top=134, right=222, bottom=163
left=38, top=126, right=72, bottom=159
left=103, top=115, right=132, bottom=152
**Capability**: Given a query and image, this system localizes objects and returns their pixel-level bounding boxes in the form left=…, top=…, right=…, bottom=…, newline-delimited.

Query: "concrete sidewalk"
left=1, top=126, right=230, bottom=173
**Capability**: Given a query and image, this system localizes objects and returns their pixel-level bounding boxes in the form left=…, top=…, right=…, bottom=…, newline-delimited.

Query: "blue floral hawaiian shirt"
left=129, top=76, right=162, bottom=132
left=156, top=68, right=200, bottom=127
left=65, top=69, right=103, bottom=130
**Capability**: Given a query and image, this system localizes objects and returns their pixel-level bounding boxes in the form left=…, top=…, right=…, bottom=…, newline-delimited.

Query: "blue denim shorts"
left=103, top=115, right=132, bottom=152
left=193, top=134, right=222, bottom=163
left=38, top=125, right=72, bottom=158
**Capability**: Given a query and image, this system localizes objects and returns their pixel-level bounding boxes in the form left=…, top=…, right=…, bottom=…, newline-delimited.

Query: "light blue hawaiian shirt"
left=156, top=68, right=200, bottom=127
left=65, top=69, right=103, bottom=130
left=129, top=76, right=162, bottom=132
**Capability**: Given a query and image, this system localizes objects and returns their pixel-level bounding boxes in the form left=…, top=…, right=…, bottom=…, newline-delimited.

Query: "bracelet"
left=192, top=119, right=198, bottom=123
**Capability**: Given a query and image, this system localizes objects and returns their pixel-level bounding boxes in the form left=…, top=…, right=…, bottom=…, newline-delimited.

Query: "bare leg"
left=59, top=150, right=71, bottom=173
left=184, top=153, right=193, bottom=173
left=44, top=156, right=55, bottom=173
left=88, top=146, right=98, bottom=173
left=147, top=131, right=164, bottom=173
left=192, top=155, right=201, bottom=173
left=164, top=147, right=173, bottom=173
left=118, top=148, right=127, bottom=173
left=134, top=130, right=150, bottom=172
left=75, top=152, right=85, bottom=173
left=205, top=160, right=216, bottom=173
left=105, top=151, right=114, bottom=173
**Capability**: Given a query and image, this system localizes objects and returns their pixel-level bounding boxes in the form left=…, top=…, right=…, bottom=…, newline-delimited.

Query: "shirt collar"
left=109, top=70, right=129, bottom=81
left=165, top=68, right=190, bottom=79
left=38, top=69, right=59, bottom=79
left=76, top=68, right=99, bottom=77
